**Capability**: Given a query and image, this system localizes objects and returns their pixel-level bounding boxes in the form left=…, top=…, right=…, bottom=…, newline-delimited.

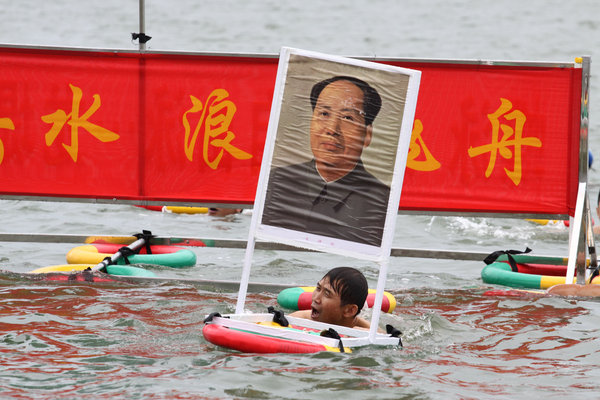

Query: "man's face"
left=309, top=80, right=372, bottom=178
left=310, top=277, right=346, bottom=326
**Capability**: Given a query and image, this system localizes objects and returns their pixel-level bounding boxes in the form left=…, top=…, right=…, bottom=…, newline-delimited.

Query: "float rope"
left=483, top=247, right=532, bottom=272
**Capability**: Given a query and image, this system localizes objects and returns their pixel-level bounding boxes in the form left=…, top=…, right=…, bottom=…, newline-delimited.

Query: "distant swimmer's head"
left=208, top=208, right=243, bottom=217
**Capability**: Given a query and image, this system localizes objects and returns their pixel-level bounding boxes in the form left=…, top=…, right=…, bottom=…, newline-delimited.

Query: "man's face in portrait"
left=309, top=80, right=373, bottom=180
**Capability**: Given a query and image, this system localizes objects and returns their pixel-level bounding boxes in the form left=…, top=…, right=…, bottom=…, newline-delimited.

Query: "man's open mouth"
left=311, top=307, right=320, bottom=320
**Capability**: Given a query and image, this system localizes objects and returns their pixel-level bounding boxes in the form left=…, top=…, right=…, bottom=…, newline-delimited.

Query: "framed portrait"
left=252, top=47, right=421, bottom=261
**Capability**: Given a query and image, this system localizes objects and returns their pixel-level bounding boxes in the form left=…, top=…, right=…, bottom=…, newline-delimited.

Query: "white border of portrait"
left=251, top=47, right=421, bottom=262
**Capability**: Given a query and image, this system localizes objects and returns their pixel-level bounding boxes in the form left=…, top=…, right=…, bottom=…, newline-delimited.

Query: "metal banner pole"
left=139, top=0, right=146, bottom=51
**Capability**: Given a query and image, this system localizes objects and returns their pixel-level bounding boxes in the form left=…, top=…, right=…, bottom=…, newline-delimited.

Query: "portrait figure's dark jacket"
left=262, top=159, right=390, bottom=246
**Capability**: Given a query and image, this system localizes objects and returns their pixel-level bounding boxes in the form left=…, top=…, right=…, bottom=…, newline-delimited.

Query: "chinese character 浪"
left=468, top=98, right=541, bottom=186
left=42, top=84, right=120, bottom=162
left=183, top=89, right=252, bottom=169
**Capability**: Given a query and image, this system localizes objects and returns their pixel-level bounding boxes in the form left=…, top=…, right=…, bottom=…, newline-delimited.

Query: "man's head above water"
left=291, top=266, right=369, bottom=328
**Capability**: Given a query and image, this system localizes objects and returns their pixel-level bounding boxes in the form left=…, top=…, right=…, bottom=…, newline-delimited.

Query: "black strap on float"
left=117, top=246, right=137, bottom=264
left=267, top=306, right=289, bottom=327
left=134, top=230, right=154, bottom=255
left=588, top=243, right=600, bottom=282
left=386, top=324, right=403, bottom=347
left=320, top=328, right=345, bottom=353
left=590, top=265, right=600, bottom=282
left=203, top=312, right=227, bottom=323
left=483, top=247, right=532, bottom=272
left=87, top=256, right=114, bottom=274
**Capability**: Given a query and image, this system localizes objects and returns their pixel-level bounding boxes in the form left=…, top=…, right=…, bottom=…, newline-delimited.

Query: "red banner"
left=0, top=46, right=581, bottom=216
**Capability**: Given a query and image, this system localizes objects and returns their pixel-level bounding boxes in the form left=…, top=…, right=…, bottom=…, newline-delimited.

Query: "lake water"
left=1, top=0, right=600, bottom=399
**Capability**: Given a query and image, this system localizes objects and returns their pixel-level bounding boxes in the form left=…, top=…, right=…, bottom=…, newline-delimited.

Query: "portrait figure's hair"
left=309, top=76, right=382, bottom=127
left=323, top=267, right=368, bottom=316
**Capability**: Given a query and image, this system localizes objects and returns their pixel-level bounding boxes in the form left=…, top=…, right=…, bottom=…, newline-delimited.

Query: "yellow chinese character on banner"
left=183, top=89, right=252, bottom=170
left=42, top=84, right=120, bottom=162
left=0, top=117, right=15, bottom=165
left=468, top=98, right=541, bottom=186
left=407, top=119, right=441, bottom=171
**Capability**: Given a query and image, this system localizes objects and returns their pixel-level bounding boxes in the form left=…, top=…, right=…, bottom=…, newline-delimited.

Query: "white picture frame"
left=253, top=47, right=421, bottom=262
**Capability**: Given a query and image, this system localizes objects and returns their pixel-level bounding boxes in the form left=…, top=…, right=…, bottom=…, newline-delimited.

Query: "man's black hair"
left=309, top=76, right=382, bottom=127
left=323, top=267, right=368, bottom=317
